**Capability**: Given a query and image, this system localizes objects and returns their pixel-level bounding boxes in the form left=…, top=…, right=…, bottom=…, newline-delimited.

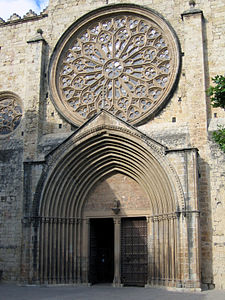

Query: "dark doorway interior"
left=89, top=218, right=114, bottom=284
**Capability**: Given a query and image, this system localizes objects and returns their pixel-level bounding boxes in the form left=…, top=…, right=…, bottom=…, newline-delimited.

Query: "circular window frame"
left=0, top=91, right=23, bottom=138
left=49, top=4, right=181, bottom=127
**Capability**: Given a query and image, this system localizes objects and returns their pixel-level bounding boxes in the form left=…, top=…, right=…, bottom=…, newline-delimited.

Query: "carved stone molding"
left=49, top=4, right=180, bottom=126
left=0, top=91, right=23, bottom=136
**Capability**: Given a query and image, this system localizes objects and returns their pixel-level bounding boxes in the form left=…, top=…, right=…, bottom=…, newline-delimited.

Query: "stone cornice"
left=181, top=8, right=203, bottom=20
left=0, top=13, right=48, bottom=27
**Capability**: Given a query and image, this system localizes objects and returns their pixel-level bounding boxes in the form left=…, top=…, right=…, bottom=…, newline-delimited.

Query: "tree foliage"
left=207, top=75, right=225, bottom=108
left=207, top=75, right=225, bottom=153
left=212, top=126, right=225, bottom=153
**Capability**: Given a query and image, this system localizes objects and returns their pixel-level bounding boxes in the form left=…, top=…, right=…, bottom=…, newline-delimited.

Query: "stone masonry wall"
left=0, top=144, right=23, bottom=281
left=208, top=136, right=225, bottom=289
left=0, top=0, right=225, bottom=289
left=84, top=173, right=150, bottom=212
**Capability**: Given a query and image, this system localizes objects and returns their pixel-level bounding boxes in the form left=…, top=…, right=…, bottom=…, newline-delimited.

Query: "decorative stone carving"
left=24, top=10, right=37, bottom=18
left=8, top=13, right=21, bottom=22
left=189, top=0, right=196, bottom=8
left=49, top=5, right=180, bottom=126
left=27, top=29, right=46, bottom=44
left=0, top=92, right=23, bottom=135
left=40, top=6, right=48, bottom=15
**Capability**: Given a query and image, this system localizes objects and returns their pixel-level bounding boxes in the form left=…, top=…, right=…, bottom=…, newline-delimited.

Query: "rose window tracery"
left=0, top=92, right=23, bottom=135
left=50, top=6, right=180, bottom=126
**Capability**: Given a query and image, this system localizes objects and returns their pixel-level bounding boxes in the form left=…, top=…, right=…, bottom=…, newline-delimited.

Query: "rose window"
left=50, top=5, right=180, bottom=126
left=0, top=92, right=23, bottom=135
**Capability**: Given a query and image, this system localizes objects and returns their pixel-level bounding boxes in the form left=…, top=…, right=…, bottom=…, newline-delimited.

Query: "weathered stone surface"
left=0, top=0, right=224, bottom=290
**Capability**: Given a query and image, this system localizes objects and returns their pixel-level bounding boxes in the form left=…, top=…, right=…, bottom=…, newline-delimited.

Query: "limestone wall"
left=84, top=173, right=151, bottom=212
left=0, top=0, right=224, bottom=289
left=0, top=145, right=23, bottom=281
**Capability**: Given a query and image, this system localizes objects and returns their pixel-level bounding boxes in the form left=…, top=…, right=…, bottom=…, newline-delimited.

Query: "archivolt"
left=35, top=125, right=186, bottom=284
left=39, top=127, right=183, bottom=218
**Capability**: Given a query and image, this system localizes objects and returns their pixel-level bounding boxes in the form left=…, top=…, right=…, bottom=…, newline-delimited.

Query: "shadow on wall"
left=198, top=156, right=214, bottom=290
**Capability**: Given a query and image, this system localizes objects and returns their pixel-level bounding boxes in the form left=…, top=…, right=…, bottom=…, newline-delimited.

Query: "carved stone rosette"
left=0, top=91, right=23, bottom=136
left=49, top=5, right=180, bottom=126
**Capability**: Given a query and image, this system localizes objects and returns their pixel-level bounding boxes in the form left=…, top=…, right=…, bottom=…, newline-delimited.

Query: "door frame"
left=85, top=215, right=149, bottom=287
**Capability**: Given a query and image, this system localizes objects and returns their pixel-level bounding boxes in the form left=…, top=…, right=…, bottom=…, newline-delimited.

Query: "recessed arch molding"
left=25, top=118, right=200, bottom=289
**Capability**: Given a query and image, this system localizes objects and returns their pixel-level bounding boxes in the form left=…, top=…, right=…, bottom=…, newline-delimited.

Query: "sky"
left=0, top=0, right=49, bottom=21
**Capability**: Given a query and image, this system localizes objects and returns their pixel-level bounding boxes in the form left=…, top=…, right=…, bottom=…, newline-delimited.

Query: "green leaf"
left=207, top=75, right=225, bottom=109
left=213, top=126, right=225, bottom=153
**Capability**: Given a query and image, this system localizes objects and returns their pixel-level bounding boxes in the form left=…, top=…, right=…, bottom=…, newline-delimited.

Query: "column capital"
left=27, top=29, right=47, bottom=44
left=85, top=218, right=90, bottom=225
left=113, top=217, right=121, bottom=224
left=181, top=9, right=203, bottom=20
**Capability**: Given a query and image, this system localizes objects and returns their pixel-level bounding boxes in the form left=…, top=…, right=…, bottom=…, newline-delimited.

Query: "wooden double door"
left=89, top=217, right=148, bottom=286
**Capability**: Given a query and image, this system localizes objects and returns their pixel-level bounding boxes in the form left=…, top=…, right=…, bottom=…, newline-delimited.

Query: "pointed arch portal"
left=31, top=116, right=200, bottom=289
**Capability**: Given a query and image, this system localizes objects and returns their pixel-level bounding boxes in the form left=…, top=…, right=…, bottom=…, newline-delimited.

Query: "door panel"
left=121, top=217, right=148, bottom=286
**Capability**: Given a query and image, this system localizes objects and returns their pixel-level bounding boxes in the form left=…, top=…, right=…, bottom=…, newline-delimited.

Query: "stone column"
left=188, top=150, right=201, bottom=288
left=145, top=217, right=153, bottom=287
left=182, top=7, right=210, bottom=288
left=184, top=150, right=201, bottom=289
left=77, top=218, right=81, bottom=283
left=24, top=29, right=47, bottom=161
left=113, top=218, right=122, bottom=287
left=21, top=28, right=48, bottom=284
left=181, top=7, right=208, bottom=148
left=186, top=211, right=201, bottom=289
left=81, top=218, right=90, bottom=285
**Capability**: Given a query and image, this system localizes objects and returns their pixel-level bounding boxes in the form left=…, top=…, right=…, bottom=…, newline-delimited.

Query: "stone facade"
left=0, top=0, right=224, bottom=290
left=84, top=173, right=151, bottom=211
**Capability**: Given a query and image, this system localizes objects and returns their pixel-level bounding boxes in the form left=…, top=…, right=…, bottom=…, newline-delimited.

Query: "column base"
left=113, top=279, right=123, bottom=287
